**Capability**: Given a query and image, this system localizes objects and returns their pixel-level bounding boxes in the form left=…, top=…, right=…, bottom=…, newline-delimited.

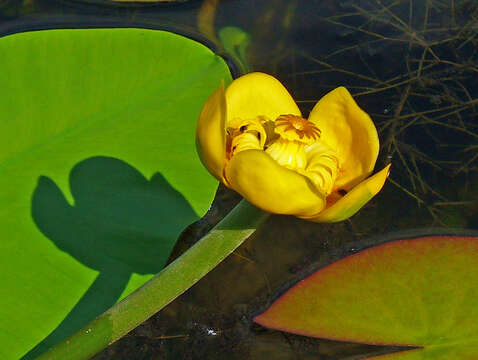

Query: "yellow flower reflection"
left=196, top=72, right=390, bottom=222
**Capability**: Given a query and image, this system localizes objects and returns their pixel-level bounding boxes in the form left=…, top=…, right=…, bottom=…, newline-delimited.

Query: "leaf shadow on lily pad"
left=23, top=156, right=198, bottom=359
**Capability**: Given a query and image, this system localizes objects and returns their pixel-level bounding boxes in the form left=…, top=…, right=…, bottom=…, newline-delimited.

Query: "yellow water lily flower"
left=196, top=72, right=390, bottom=222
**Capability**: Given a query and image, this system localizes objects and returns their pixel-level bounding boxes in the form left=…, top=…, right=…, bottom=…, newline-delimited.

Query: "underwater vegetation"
left=286, top=0, right=478, bottom=227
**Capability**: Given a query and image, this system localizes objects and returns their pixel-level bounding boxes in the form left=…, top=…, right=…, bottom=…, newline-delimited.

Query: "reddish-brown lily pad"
left=254, top=234, right=478, bottom=359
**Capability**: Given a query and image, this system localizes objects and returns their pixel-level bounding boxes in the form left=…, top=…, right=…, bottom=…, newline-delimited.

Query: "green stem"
left=37, top=200, right=268, bottom=360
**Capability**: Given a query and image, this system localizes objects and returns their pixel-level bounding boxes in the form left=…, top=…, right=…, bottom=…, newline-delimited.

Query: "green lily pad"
left=0, top=28, right=230, bottom=359
left=254, top=234, right=478, bottom=359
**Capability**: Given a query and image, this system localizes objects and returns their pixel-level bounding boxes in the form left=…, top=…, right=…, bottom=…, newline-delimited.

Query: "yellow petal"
left=302, top=164, right=391, bottom=223
left=225, top=72, right=301, bottom=124
left=308, top=87, right=379, bottom=191
left=196, top=81, right=227, bottom=182
left=225, top=149, right=326, bottom=216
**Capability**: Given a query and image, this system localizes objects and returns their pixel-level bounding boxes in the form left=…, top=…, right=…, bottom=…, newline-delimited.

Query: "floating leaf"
left=0, top=28, right=231, bottom=359
left=255, top=234, right=478, bottom=359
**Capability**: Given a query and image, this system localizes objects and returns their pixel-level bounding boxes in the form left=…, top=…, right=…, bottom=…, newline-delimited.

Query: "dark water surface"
left=2, top=0, right=477, bottom=359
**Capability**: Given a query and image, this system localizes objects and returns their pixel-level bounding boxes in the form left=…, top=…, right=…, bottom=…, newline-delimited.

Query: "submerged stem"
left=37, top=200, right=268, bottom=360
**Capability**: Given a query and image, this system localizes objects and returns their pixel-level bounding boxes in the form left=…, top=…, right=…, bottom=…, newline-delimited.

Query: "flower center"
left=226, top=114, right=340, bottom=196
left=274, top=115, right=321, bottom=144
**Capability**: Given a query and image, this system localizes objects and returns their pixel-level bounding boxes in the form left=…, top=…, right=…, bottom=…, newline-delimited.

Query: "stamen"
left=231, top=132, right=262, bottom=155
left=304, top=142, right=340, bottom=196
left=266, top=139, right=307, bottom=171
left=226, top=117, right=267, bottom=159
